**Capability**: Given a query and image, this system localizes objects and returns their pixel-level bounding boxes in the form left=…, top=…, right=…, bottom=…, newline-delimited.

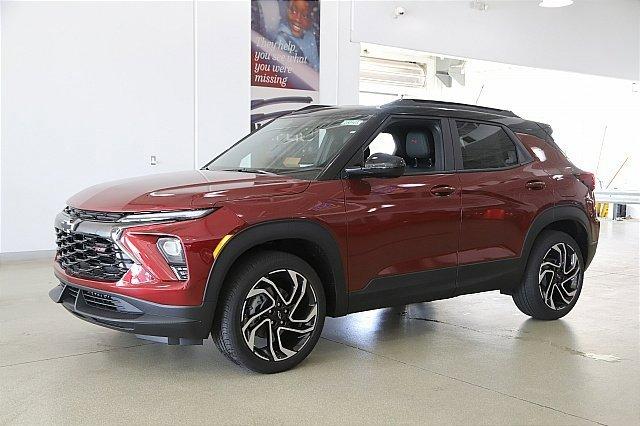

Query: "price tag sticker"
left=341, top=119, right=364, bottom=126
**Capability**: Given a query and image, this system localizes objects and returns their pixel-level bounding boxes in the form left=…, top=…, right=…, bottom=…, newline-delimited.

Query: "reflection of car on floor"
left=49, top=99, right=599, bottom=373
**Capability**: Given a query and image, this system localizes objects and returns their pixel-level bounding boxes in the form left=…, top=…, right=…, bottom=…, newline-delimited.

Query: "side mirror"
left=344, top=153, right=406, bottom=179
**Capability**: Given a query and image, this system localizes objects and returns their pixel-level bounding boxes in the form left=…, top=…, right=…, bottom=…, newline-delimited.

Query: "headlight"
left=118, top=208, right=214, bottom=223
left=156, top=237, right=188, bottom=280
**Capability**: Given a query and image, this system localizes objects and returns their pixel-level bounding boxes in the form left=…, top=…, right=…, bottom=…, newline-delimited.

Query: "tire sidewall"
left=226, top=252, right=326, bottom=373
left=524, top=231, right=585, bottom=319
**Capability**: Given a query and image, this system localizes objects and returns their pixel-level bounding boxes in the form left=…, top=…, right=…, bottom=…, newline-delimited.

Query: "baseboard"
left=0, top=249, right=56, bottom=263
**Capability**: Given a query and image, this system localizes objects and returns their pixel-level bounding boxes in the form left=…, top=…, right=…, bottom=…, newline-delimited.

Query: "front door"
left=344, top=116, right=461, bottom=312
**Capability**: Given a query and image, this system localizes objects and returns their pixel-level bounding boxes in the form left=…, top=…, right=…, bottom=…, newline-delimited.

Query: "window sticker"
left=283, top=157, right=301, bottom=167
left=341, top=119, right=365, bottom=126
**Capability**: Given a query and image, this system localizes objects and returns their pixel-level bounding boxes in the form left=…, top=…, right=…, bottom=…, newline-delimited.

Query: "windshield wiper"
left=221, top=168, right=274, bottom=175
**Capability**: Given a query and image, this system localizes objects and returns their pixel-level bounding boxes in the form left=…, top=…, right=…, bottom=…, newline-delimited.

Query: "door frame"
left=343, top=114, right=457, bottom=174
left=447, top=117, right=533, bottom=172
left=447, top=117, right=535, bottom=297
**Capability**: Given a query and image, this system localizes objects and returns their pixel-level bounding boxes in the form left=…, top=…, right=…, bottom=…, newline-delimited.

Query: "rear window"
left=455, top=121, right=518, bottom=170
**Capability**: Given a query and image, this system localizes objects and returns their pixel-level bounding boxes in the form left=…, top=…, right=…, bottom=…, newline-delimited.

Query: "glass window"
left=204, top=110, right=372, bottom=179
left=368, top=133, right=396, bottom=156
left=455, top=121, right=518, bottom=170
left=361, top=118, right=444, bottom=174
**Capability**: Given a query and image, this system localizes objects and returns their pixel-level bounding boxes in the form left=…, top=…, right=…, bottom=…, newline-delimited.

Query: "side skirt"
left=347, top=258, right=524, bottom=314
left=348, top=267, right=456, bottom=314
left=455, top=257, right=523, bottom=297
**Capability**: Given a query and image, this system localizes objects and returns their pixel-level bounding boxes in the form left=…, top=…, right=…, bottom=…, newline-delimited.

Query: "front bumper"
left=49, top=277, right=214, bottom=343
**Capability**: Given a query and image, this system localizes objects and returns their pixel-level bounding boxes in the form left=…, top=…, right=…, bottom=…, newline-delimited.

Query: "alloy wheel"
left=538, top=242, right=581, bottom=310
left=241, top=269, right=318, bottom=361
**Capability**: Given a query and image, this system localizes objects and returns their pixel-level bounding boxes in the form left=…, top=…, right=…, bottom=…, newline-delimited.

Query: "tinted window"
left=455, top=121, right=518, bottom=170
left=205, top=111, right=372, bottom=179
left=362, top=118, right=444, bottom=175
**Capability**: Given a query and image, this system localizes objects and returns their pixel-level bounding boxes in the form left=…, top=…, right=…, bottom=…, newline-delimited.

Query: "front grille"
left=55, top=229, right=133, bottom=282
left=61, top=285, right=142, bottom=314
left=83, top=290, right=119, bottom=311
left=64, top=206, right=126, bottom=223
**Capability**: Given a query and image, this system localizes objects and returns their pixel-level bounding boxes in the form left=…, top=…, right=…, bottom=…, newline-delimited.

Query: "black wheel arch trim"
left=202, top=219, right=348, bottom=327
left=520, top=204, right=595, bottom=274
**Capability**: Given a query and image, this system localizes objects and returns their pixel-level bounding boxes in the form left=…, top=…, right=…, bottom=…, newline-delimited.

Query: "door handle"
left=430, top=185, right=456, bottom=197
left=525, top=180, right=546, bottom=190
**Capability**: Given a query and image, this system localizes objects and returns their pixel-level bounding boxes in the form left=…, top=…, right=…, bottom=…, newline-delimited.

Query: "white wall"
left=2, top=0, right=638, bottom=253
left=1, top=1, right=197, bottom=252
left=319, top=0, right=360, bottom=106
left=196, top=0, right=251, bottom=166
left=0, top=0, right=357, bottom=253
left=351, top=0, right=640, bottom=80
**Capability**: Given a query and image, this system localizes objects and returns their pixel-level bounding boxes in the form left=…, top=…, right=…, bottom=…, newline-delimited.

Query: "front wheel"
left=212, top=250, right=325, bottom=373
left=512, top=230, right=584, bottom=320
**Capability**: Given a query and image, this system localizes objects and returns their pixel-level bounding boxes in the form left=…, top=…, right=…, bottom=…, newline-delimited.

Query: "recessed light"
left=539, top=0, right=574, bottom=7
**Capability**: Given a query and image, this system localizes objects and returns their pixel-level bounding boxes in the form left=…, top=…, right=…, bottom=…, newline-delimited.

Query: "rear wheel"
left=513, top=230, right=584, bottom=320
left=212, top=250, right=325, bottom=373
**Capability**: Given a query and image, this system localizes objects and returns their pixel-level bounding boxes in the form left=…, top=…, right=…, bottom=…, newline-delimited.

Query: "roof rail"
left=294, top=104, right=333, bottom=112
left=389, top=98, right=517, bottom=117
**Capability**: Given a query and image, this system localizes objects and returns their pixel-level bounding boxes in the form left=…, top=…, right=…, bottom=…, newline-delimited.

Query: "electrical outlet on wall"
left=150, top=155, right=158, bottom=166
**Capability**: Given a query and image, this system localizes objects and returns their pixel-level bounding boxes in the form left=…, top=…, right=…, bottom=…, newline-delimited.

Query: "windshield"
left=204, top=110, right=373, bottom=179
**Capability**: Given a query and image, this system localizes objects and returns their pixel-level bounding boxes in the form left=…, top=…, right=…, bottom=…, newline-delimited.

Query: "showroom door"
left=344, top=116, right=461, bottom=312
left=450, top=118, right=555, bottom=295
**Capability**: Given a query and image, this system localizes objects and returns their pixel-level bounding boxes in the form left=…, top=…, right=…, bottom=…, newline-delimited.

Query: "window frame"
left=448, top=118, right=533, bottom=173
left=341, top=114, right=456, bottom=177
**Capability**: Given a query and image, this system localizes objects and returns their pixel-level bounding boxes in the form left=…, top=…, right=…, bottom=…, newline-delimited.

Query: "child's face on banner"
left=287, top=0, right=311, bottom=38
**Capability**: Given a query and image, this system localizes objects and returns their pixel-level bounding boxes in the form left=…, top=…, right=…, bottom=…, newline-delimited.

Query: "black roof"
left=384, top=99, right=518, bottom=118
left=290, top=100, right=555, bottom=143
left=292, top=99, right=518, bottom=120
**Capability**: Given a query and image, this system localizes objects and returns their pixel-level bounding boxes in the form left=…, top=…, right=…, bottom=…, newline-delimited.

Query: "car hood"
left=67, top=170, right=310, bottom=212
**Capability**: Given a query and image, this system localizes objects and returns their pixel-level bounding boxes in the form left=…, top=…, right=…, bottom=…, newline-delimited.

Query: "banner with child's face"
left=250, top=0, right=320, bottom=129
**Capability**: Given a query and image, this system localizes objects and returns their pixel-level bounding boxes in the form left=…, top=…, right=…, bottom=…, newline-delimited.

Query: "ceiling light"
left=539, top=0, right=574, bottom=7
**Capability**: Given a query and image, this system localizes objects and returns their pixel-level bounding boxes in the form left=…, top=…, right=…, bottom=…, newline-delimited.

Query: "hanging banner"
left=250, top=0, right=320, bottom=129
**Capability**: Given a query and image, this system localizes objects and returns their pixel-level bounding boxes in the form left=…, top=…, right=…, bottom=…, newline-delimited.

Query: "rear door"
left=450, top=118, right=554, bottom=295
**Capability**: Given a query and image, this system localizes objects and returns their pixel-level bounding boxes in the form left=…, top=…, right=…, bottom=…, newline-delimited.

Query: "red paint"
left=343, top=173, right=460, bottom=291
left=55, top=206, right=245, bottom=305
left=457, top=162, right=556, bottom=265
left=67, top=170, right=309, bottom=212
left=55, top=132, right=598, bottom=307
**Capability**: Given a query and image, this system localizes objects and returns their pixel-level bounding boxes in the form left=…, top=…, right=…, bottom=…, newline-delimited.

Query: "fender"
left=517, top=204, right=593, bottom=277
left=488, top=204, right=596, bottom=294
left=202, top=219, right=348, bottom=326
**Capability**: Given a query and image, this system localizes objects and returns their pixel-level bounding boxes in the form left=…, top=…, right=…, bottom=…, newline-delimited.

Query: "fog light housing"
left=157, top=237, right=188, bottom=281
left=123, top=264, right=157, bottom=285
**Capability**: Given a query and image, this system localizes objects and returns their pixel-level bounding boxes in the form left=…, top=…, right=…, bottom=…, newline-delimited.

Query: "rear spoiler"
left=537, top=122, right=553, bottom=137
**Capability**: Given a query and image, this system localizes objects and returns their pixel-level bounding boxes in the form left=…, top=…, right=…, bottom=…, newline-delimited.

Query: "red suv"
left=50, top=100, right=599, bottom=373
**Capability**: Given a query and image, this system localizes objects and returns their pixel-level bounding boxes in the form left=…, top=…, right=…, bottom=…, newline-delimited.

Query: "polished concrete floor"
left=1, top=220, right=638, bottom=425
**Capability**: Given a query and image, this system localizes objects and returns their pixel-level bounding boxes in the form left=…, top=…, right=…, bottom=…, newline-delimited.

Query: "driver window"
left=368, top=133, right=396, bottom=156
left=361, top=118, right=445, bottom=175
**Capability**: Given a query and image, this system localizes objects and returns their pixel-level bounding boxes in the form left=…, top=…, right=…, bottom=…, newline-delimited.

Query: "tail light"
left=574, top=171, right=596, bottom=192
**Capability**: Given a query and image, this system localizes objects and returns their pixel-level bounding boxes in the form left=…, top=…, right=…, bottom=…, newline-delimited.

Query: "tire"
left=212, top=250, right=326, bottom=373
left=512, top=230, right=584, bottom=320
